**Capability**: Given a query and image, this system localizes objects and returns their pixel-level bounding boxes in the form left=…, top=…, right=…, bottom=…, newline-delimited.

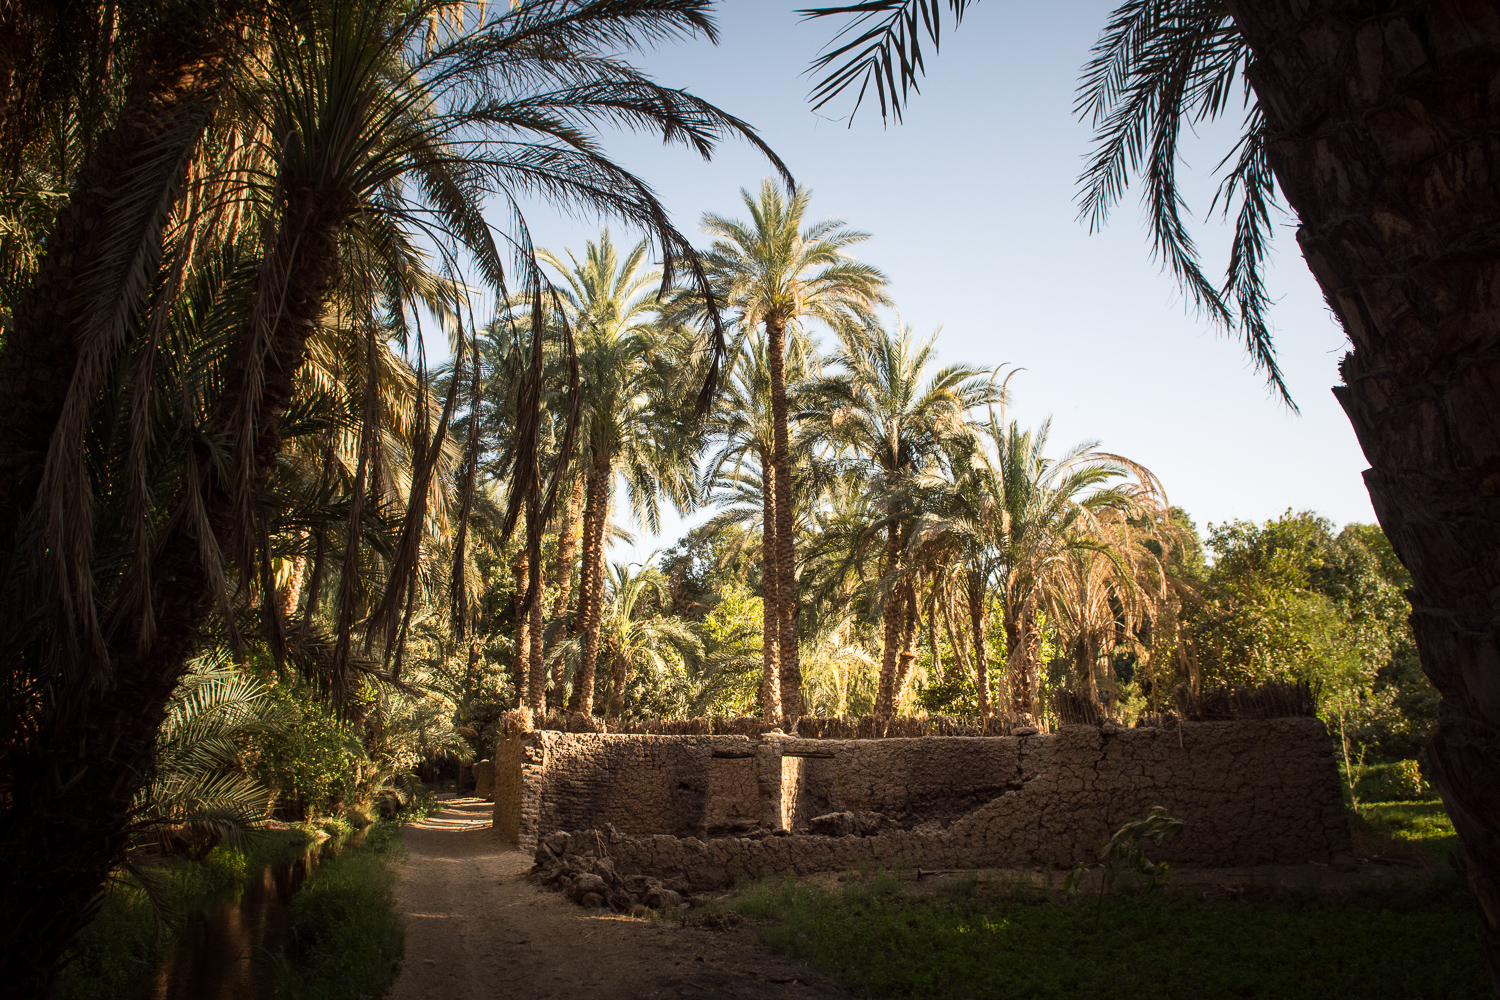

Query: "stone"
left=808, top=811, right=894, bottom=837
left=567, top=872, right=607, bottom=902
left=643, top=888, right=682, bottom=909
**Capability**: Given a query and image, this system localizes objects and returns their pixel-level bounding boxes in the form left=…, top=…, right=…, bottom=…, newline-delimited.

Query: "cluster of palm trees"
left=0, top=1, right=786, bottom=990
left=473, top=179, right=1198, bottom=730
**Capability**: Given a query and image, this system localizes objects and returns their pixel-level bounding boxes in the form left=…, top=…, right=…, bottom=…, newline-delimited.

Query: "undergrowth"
left=280, top=822, right=406, bottom=1000
left=727, top=871, right=1484, bottom=999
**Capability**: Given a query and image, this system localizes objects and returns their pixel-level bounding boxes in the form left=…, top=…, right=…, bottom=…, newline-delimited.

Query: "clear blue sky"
left=505, top=1, right=1374, bottom=560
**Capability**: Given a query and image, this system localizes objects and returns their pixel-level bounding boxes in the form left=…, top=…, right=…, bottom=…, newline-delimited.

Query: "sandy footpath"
left=387, top=798, right=854, bottom=1000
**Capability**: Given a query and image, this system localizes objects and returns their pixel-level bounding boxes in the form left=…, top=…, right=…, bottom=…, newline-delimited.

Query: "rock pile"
left=531, top=831, right=690, bottom=913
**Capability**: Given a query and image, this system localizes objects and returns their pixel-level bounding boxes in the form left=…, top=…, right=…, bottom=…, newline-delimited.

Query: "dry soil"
left=387, top=798, right=854, bottom=1000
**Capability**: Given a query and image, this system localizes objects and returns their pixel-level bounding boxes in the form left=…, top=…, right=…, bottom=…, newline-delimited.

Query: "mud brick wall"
left=500, top=718, right=1350, bottom=881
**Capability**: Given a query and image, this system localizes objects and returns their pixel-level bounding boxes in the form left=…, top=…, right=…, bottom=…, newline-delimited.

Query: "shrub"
left=1355, top=760, right=1430, bottom=803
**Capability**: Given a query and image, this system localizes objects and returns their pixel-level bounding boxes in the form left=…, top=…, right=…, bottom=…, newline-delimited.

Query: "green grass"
left=282, top=822, right=406, bottom=1000
left=1356, top=800, right=1457, bottom=854
left=730, top=872, right=1486, bottom=1000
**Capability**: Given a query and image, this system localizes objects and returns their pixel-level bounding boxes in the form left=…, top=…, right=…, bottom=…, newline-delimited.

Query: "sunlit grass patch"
left=1357, top=800, right=1456, bottom=847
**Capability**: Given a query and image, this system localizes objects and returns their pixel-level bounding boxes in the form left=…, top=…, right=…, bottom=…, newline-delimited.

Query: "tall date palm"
left=701, top=181, right=888, bottom=718
left=0, top=2, right=784, bottom=991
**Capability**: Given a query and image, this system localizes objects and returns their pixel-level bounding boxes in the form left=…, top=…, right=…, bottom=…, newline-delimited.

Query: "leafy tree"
left=595, top=561, right=703, bottom=722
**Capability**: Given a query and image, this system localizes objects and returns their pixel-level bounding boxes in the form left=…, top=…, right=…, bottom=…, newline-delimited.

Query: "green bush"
left=247, top=686, right=366, bottom=819
left=283, top=823, right=405, bottom=1000
left=1355, top=760, right=1431, bottom=802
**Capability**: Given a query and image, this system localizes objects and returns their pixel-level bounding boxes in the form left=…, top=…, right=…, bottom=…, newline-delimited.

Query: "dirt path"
left=387, top=798, right=854, bottom=1000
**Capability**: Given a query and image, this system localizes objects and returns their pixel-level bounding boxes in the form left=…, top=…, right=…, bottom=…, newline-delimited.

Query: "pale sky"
left=503, top=1, right=1374, bottom=561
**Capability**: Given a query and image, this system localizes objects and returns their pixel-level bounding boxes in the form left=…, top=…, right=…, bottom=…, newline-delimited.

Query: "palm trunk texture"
left=760, top=452, right=781, bottom=722
left=1226, top=2, right=1500, bottom=982
left=765, top=316, right=801, bottom=718
left=968, top=585, right=991, bottom=721
left=875, top=516, right=905, bottom=718
left=512, top=546, right=531, bottom=704
left=1006, top=604, right=1039, bottom=719
left=0, top=175, right=347, bottom=995
left=570, top=448, right=611, bottom=717
left=547, top=479, right=583, bottom=710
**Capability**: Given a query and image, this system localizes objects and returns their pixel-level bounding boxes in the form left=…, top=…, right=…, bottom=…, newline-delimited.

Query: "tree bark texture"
left=570, top=447, right=611, bottom=716
left=891, top=579, right=922, bottom=710
left=606, top=641, right=628, bottom=724
left=525, top=489, right=546, bottom=716
left=511, top=546, right=530, bottom=705
left=1006, top=602, right=1039, bottom=718
left=0, top=179, right=347, bottom=996
left=760, top=450, right=781, bottom=722
left=875, top=515, right=905, bottom=718
left=547, top=478, right=583, bottom=709
left=967, top=579, right=990, bottom=721
left=1227, top=3, right=1500, bottom=981
left=765, top=315, right=801, bottom=718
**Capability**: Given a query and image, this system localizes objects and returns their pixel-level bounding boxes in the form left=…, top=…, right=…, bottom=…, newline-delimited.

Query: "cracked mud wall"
left=499, top=719, right=1350, bottom=880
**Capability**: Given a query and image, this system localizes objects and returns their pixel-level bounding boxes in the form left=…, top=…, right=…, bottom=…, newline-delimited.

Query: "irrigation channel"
left=137, top=829, right=361, bottom=999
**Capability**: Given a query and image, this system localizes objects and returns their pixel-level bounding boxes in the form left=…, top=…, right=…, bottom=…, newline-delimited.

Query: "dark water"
left=138, top=834, right=354, bottom=1000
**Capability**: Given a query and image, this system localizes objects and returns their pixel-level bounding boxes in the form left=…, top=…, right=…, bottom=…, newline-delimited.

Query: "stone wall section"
left=500, top=718, right=1350, bottom=884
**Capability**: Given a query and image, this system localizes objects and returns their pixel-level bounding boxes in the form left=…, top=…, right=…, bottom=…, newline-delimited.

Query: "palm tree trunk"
left=765, top=315, right=801, bottom=718
left=1227, top=4, right=1500, bottom=980
left=525, top=488, right=546, bottom=716
left=0, top=173, right=347, bottom=994
left=606, top=644, right=628, bottom=724
left=570, top=447, right=611, bottom=716
left=547, top=478, right=583, bottom=710
left=280, top=531, right=308, bottom=619
left=927, top=586, right=942, bottom=684
left=875, top=514, right=905, bottom=718
left=892, top=579, right=922, bottom=710
left=511, top=546, right=530, bottom=707
left=967, top=579, right=990, bottom=721
left=1007, top=602, right=1039, bottom=719
left=760, top=450, right=781, bottom=722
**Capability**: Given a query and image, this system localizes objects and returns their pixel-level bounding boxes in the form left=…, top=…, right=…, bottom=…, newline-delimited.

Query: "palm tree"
left=0, top=2, right=785, bottom=989
left=700, top=329, right=823, bottom=721
left=702, top=181, right=889, bottom=718
left=596, top=560, right=703, bottom=724
left=136, top=653, right=291, bottom=855
left=540, top=230, right=699, bottom=720
left=821, top=322, right=997, bottom=718
left=805, top=2, right=1500, bottom=973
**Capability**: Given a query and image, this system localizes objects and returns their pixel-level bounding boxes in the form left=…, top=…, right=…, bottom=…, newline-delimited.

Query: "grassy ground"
left=718, top=800, right=1480, bottom=1000
left=280, top=822, right=407, bottom=1000
left=1355, top=799, right=1458, bottom=855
